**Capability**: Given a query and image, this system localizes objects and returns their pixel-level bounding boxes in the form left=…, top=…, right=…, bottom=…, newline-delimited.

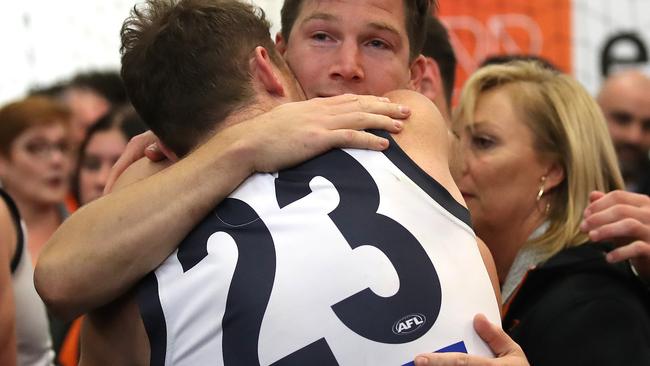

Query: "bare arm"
left=0, top=201, right=17, bottom=366
left=35, top=95, right=410, bottom=320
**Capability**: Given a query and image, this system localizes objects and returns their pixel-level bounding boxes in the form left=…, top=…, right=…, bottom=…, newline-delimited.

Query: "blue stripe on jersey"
left=401, top=341, right=468, bottom=366
left=370, top=130, right=473, bottom=228
left=137, top=272, right=167, bottom=366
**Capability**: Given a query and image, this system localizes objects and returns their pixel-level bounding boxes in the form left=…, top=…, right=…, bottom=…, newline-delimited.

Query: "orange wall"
left=438, top=0, right=572, bottom=100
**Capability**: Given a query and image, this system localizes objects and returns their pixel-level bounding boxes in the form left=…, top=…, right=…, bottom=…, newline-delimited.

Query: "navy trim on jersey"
left=0, top=188, right=24, bottom=273
left=137, top=272, right=167, bottom=366
left=369, top=130, right=473, bottom=228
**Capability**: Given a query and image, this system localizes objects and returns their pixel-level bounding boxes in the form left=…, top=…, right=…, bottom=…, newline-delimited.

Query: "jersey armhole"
left=369, top=130, right=473, bottom=228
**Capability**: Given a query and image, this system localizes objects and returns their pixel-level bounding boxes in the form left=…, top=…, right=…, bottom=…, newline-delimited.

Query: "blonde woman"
left=450, top=61, right=650, bottom=365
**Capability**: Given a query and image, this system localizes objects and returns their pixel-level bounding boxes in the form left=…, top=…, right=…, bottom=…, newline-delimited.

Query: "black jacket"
left=503, top=242, right=650, bottom=366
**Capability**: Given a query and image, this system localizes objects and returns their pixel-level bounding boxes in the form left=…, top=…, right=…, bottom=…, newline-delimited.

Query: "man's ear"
left=275, top=32, right=287, bottom=56
left=250, top=46, right=285, bottom=97
left=407, top=55, right=427, bottom=91
left=418, top=57, right=443, bottom=101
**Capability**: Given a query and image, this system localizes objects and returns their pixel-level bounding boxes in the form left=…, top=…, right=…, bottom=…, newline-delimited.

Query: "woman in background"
left=0, top=96, right=72, bottom=263
left=71, top=106, right=147, bottom=207
left=57, top=106, right=146, bottom=366
left=451, top=61, right=650, bottom=365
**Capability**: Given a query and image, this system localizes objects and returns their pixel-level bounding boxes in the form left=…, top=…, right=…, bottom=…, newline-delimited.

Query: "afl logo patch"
left=392, top=313, right=426, bottom=335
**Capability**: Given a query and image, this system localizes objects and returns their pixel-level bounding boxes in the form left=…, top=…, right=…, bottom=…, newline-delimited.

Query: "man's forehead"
left=295, top=0, right=407, bottom=30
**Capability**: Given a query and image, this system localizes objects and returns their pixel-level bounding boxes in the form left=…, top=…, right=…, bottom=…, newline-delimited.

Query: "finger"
left=607, top=241, right=650, bottom=263
left=327, top=112, right=405, bottom=134
left=144, top=143, right=166, bottom=162
left=589, top=216, right=649, bottom=242
left=581, top=205, right=649, bottom=233
left=414, top=352, right=479, bottom=366
left=588, top=190, right=606, bottom=204
left=584, top=190, right=650, bottom=217
left=473, top=314, right=521, bottom=357
left=328, top=130, right=390, bottom=151
left=326, top=95, right=411, bottom=119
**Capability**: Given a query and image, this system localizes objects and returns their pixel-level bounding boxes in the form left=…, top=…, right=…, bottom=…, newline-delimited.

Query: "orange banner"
left=438, top=0, right=572, bottom=99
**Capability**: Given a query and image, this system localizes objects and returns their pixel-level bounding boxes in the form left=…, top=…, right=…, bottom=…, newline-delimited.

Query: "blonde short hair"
left=454, top=61, right=624, bottom=257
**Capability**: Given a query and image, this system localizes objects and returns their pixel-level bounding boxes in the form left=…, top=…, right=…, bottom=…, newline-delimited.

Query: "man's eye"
left=641, top=119, right=650, bottom=132
left=611, top=111, right=632, bottom=126
left=367, top=39, right=388, bottom=49
left=312, top=32, right=331, bottom=41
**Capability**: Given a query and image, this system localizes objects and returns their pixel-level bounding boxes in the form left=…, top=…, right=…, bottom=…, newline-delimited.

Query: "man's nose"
left=329, top=42, right=364, bottom=82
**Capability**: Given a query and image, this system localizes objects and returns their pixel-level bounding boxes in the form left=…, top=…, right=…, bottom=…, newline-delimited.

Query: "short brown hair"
left=280, top=0, right=435, bottom=61
left=120, top=0, right=282, bottom=156
left=0, top=96, right=71, bottom=156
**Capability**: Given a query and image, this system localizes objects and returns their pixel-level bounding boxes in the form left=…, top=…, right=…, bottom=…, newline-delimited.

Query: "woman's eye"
left=471, top=136, right=495, bottom=150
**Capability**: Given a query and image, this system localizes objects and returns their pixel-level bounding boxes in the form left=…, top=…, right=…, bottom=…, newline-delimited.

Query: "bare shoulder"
left=383, top=90, right=463, bottom=204
left=0, top=199, right=16, bottom=257
left=112, top=158, right=173, bottom=192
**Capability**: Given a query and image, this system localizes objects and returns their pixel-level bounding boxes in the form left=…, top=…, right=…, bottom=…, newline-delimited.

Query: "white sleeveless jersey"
left=137, top=134, right=500, bottom=366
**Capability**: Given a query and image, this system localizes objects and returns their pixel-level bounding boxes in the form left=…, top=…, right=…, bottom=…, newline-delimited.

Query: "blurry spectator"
left=1, top=187, right=55, bottom=366
left=0, top=96, right=72, bottom=261
left=480, top=54, right=559, bottom=71
left=70, top=106, right=147, bottom=207
left=28, top=82, right=67, bottom=100
left=419, top=16, right=456, bottom=122
left=0, top=98, right=62, bottom=365
left=57, top=106, right=146, bottom=366
left=61, top=71, right=128, bottom=147
left=596, top=70, right=650, bottom=194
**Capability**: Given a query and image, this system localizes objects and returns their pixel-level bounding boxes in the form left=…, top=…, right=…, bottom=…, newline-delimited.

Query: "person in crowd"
left=0, top=96, right=73, bottom=261
left=451, top=60, right=650, bottom=365
left=71, top=106, right=147, bottom=208
left=55, top=106, right=147, bottom=366
left=480, top=54, right=559, bottom=71
left=1, top=187, right=55, bottom=366
left=419, top=16, right=456, bottom=122
left=0, top=96, right=73, bottom=360
left=596, top=69, right=650, bottom=195
left=61, top=71, right=128, bottom=147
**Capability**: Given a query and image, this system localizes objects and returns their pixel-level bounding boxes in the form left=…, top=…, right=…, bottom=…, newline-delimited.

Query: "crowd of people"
left=1, top=0, right=649, bottom=365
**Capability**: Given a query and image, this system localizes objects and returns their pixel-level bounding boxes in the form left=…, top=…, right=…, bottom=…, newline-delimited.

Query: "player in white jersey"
left=137, top=131, right=498, bottom=365
left=43, top=0, right=499, bottom=364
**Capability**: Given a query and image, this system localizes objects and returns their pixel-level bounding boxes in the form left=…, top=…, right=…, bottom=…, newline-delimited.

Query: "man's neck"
left=217, top=97, right=279, bottom=132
